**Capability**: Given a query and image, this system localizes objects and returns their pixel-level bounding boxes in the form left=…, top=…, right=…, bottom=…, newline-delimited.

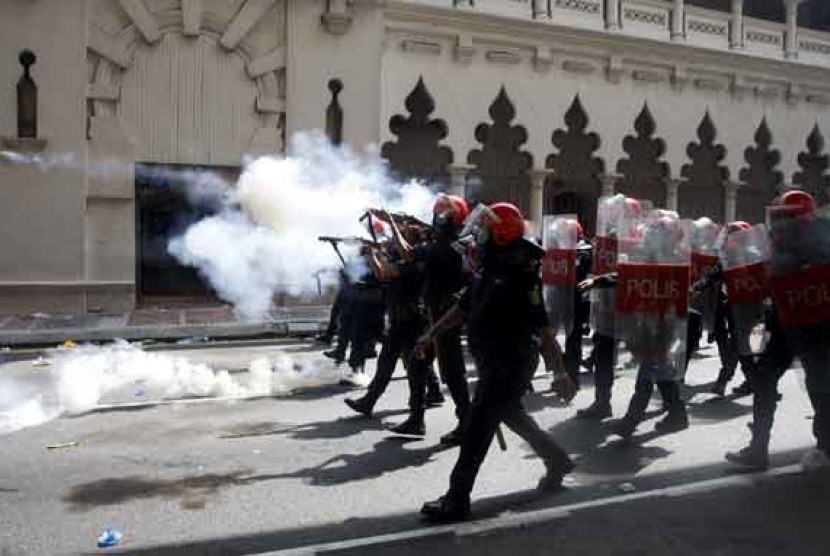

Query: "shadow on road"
left=247, top=437, right=451, bottom=486
left=98, top=448, right=812, bottom=556
left=272, top=408, right=410, bottom=440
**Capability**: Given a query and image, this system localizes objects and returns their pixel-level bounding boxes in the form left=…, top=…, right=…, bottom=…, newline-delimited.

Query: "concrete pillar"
left=449, top=165, right=472, bottom=199
left=667, top=179, right=681, bottom=212
left=671, top=0, right=685, bottom=41
left=730, top=0, right=743, bottom=49
left=785, top=0, right=802, bottom=60
left=725, top=182, right=739, bottom=223
left=606, top=0, right=620, bottom=31
left=601, top=174, right=617, bottom=197
left=530, top=169, right=549, bottom=230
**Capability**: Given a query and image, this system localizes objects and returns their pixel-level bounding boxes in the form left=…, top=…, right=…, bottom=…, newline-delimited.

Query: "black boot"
left=323, top=349, right=345, bottom=364
left=421, top=495, right=471, bottom=523
left=576, top=400, right=612, bottom=420
left=439, top=425, right=464, bottom=447
left=732, top=381, right=753, bottom=397
left=389, top=418, right=425, bottom=438
left=426, top=390, right=446, bottom=408
left=344, top=396, right=373, bottom=418
left=537, top=458, right=575, bottom=491
left=725, top=444, right=769, bottom=471
left=655, top=382, right=689, bottom=434
left=612, top=378, right=653, bottom=438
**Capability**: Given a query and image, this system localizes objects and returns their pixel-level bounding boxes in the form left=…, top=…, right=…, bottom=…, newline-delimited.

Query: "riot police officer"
left=416, top=202, right=577, bottom=523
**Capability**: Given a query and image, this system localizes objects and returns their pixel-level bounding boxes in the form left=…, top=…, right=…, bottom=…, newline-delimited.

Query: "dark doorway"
left=544, top=187, right=597, bottom=234
left=135, top=164, right=238, bottom=307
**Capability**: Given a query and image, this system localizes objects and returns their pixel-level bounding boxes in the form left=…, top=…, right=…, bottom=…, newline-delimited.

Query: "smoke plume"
left=169, top=131, right=436, bottom=322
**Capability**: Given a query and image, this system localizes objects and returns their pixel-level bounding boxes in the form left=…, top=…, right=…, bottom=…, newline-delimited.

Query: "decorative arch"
left=793, top=123, right=830, bottom=207
left=381, top=77, right=454, bottom=188
left=615, top=103, right=669, bottom=208
left=86, top=0, right=286, bottom=165
left=679, top=111, right=729, bottom=221
left=544, top=95, right=604, bottom=234
left=467, top=87, right=533, bottom=214
left=737, top=118, right=783, bottom=223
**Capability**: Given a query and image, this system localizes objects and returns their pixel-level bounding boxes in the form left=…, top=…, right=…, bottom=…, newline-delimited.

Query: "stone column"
left=671, top=0, right=685, bottom=41
left=606, top=0, right=620, bottom=31
left=785, top=0, right=802, bottom=60
left=667, top=179, right=681, bottom=212
left=725, top=181, right=739, bottom=222
left=601, top=174, right=617, bottom=197
left=530, top=169, right=549, bottom=232
left=449, top=165, right=472, bottom=199
left=532, top=0, right=549, bottom=19
left=730, top=0, right=743, bottom=49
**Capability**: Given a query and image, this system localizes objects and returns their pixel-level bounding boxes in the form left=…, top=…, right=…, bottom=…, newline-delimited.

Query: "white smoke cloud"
left=169, top=131, right=436, bottom=322
left=3, top=132, right=437, bottom=322
left=0, top=342, right=351, bottom=435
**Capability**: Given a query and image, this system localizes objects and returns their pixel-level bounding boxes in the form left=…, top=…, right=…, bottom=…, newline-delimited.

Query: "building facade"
left=1, top=0, right=829, bottom=314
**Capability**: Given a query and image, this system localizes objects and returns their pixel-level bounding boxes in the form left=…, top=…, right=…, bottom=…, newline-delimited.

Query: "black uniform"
left=694, top=264, right=749, bottom=394
left=727, top=303, right=794, bottom=468
left=591, top=272, right=688, bottom=435
left=345, top=247, right=442, bottom=420
left=414, top=223, right=471, bottom=428
left=327, top=256, right=385, bottom=372
left=431, top=239, right=573, bottom=515
left=563, top=240, right=593, bottom=386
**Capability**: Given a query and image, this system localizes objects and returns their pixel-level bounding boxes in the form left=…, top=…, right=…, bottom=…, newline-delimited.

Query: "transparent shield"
left=542, top=215, right=578, bottom=335
left=721, top=224, right=770, bottom=355
left=590, top=195, right=653, bottom=338
left=690, top=218, right=722, bottom=333
left=767, top=205, right=830, bottom=328
left=616, top=211, right=692, bottom=380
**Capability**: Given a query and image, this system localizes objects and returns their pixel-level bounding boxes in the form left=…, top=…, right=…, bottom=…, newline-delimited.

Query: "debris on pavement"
left=618, top=482, right=636, bottom=493
left=96, top=528, right=123, bottom=548
left=46, top=442, right=80, bottom=450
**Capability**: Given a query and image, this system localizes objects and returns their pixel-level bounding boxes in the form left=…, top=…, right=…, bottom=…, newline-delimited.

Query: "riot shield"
left=616, top=212, right=691, bottom=381
left=590, top=195, right=652, bottom=338
left=542, top=215, right=578, bottom=335
left=767, top=205, right=830, bottom=329
left=690, top=218, right=722, bottom=333
left=721, top=224, right=770, bottom=355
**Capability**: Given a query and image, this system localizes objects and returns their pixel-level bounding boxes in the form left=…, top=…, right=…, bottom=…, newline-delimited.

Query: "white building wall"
left=286, top=0, right=384, bottom=151
left=380, top=5, right=830, bottom=186
left=0, top=0, right=89, bottom=312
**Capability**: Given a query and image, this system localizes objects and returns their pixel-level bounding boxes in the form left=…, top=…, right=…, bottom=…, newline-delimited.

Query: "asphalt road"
left=0, top=338, right=825, bottom=555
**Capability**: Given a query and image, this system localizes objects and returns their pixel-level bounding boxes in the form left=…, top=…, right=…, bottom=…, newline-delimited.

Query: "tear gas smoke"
left=169, top=131, right=436, bottom=322
left=3, top=132, right=436, bottom=322
left=0, top=341, right=347, bottom=436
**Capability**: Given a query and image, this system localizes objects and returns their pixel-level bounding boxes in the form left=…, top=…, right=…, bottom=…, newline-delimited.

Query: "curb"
left=0, top=320, right=325, bottom=348
left=262, top=464, right=804, bottom=555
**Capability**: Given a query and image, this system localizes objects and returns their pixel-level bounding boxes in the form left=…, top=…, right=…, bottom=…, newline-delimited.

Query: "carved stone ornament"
left=17, top=50, right=38, bottom=139
left=737, top=118, right=783, bottom=223
left=381, top=77, right=453, bottom=188
left=793, top=123, right=830, bottom=206
left=321, top=0, right=353, bottom=35
left=615, top=103, right=670, bottom=208
left=679, top=111, right=729, bottom=221
left=466, top=87, right=533, bottom=214
left=325, top=78, right=344, bottom=146
left=544, top=95, right=604, bottom=233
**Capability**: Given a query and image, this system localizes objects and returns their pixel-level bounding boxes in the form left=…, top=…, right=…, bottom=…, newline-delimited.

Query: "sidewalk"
left=0, top=305, right=330, bottom=347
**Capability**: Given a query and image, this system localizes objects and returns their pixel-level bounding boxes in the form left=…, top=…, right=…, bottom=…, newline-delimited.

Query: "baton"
left=360, top=211, right=379, bottom=244
left=318, top=236, right=347, bottom=267
left=495, top=426, right=507, bottom=451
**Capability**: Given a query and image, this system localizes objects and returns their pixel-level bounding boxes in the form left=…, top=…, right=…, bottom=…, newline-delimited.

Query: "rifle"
left=318, top=235, right=381, bottom=247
